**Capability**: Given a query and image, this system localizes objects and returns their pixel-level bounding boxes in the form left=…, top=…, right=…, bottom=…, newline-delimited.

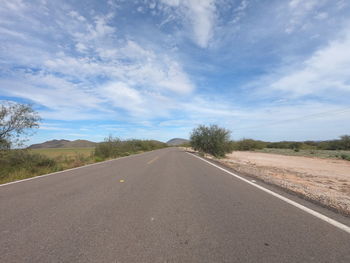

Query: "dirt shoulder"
left=185, top=148, right=350, bottom=216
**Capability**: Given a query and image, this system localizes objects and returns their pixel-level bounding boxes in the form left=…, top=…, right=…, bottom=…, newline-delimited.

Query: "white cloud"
left=70, top=13, right=115, bottom=43
left=286, top=0, right=326, bottom=33
left=229, top=0, right=249, bottom=25
left=69, top=10, right=86, bottom=21
left=160, top=0, right=180, bottom=7
left=0, top=27, right=27, bottom=39
left=336, top=0, right=347, bottom=10
left=160, top=0, right=217, bottom=48
left=0, top=74, right=102, bottom=111
left=235, top=0, right=248, bottom=12
left=288, top=0, right=320, bottom=11
left=149, top=1, right=157, bottom=9
left=102, top=82, right=144, bottom=113
left=229, top=102, right=350, bottom=141
left=314, top=12, right=328, bottom=20
left=75, top=42, right=88, bottom=52
left=0, top=0, right=27, bottom=11
left=185, top=0, right=216, bottom=48
left=118, top=40, right=155, bottom=60
left=269, top=29, right=350, bottom=96
left=42, top=41, right=194, bottom=96
left=39, top=125, right=71, bottom=131
left=0, top=13, right=194, bottom=120
left=127, top=57, right=194, bottom=94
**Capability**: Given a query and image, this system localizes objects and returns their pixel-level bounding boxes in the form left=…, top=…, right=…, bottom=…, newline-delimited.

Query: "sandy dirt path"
left=209, top=151, right=350, bottom=215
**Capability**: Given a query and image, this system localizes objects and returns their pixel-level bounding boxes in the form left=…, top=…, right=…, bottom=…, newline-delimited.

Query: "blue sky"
left=1, top=0, right=350, bottom=144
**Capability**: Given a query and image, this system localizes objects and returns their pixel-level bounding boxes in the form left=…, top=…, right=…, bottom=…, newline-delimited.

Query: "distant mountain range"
left=28, top=138, right=188, bottom=149
left=28, top=139, right=97, bottom=149
left=166, top=138, right=189, bottom=146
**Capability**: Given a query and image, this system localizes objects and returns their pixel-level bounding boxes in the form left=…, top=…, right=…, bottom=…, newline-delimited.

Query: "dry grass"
left=0, top=148, right=96, bottom=185
left=1, top=143, right=164, bottom=184
left=30, top=147, right=95, bottom=158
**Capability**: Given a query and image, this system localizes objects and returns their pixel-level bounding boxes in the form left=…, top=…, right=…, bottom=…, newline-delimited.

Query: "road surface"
left=0, top=147, right=349, bottom=262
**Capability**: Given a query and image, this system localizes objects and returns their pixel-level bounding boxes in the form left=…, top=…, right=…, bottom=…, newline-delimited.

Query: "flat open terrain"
left=216, top=151, right=350, bottom=215
left=257, top=148, right=350, bottom=159
left=30, top=147, right=95, bottom=158
left=0, top=148, right=349, bottom=262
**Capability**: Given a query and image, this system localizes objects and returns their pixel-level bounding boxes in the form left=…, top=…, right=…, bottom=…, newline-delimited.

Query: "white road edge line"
left=187, top=152, right=350, bottom=234
left=0, top=150, right=159, bottom=187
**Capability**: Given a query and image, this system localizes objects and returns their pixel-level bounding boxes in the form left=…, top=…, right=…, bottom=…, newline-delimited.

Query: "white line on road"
left=187, top=152, right=350, bottom=234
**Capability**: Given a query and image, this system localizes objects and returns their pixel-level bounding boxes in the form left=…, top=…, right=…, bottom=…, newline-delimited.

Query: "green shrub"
left=94, top=156, right=104, bottom=162
left=266, top=141, right=306, bottom=150
left=94, top=136, right=167, bottom=159
left=339, top=135, right=350, bottom=150
left=235, top=139, right=266, bottom=151
left=190, top=124, right=232, bottom=157
left=0, top=149, right=56, bottom=182
left=94, top=135, right=126, bottom=158
left=0, top=138, right=11, bottom=150
left=340, top=154, right=350, bottom=161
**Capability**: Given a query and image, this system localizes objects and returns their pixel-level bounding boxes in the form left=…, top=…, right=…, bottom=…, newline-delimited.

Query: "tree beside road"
left=0, top=102, right=40, bottom=149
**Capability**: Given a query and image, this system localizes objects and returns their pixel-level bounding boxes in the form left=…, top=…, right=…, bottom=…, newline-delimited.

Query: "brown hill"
left=166, top=138, right=189, bottom=146
left=28, top=139, right=97, bottom=149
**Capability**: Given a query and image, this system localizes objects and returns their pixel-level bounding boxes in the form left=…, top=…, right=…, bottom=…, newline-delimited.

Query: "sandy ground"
left=184, top=149, right=350, bottom=216
left=227, top=151, right=350, bottom=180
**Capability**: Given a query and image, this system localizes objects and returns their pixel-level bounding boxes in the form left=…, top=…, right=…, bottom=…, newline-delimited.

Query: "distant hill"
left=166, top=138, right=189, bottom=146
left=28, top=139, right=97, bottom=149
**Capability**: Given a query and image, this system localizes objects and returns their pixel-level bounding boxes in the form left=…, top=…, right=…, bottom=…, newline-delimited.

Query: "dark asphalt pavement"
left=0, top=147, right=349, bottom=262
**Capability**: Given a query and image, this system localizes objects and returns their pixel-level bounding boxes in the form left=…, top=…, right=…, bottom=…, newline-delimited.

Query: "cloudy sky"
left=1, top=0, right=350, bottom=144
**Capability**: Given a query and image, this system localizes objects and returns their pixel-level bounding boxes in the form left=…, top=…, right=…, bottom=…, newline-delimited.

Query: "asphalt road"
left=0, top=147, right=349, bottom=262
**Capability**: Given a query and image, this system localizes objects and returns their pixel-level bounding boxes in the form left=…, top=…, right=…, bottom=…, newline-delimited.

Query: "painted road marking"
left=187, top=152, right=350, bottom=234
left=147, top=156, right=159, bottom=164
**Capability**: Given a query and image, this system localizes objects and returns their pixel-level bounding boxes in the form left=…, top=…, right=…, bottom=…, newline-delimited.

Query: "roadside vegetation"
left=229, top=136, right=350, bottom=160
left=94, top=136, right=167, bottom=160
left=1, top=139, right=167, bottom=184
left=189, top=124, right=350, bottom=161
left=230, top=135, right=350, bottom=152
left=256, top=148, right=350, bottom=160
left=0, top=138, right=167, bottom=184
left=0, top=101, right=167, bottom=184
left=30, top=147, right=95, bottom=158
left=190, top=124, right=232, bottom=157
left=0, top=149, right=59, bottom=184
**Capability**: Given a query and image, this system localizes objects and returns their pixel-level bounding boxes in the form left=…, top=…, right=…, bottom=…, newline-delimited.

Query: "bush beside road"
left=0, top=140, right=167, bottom=185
